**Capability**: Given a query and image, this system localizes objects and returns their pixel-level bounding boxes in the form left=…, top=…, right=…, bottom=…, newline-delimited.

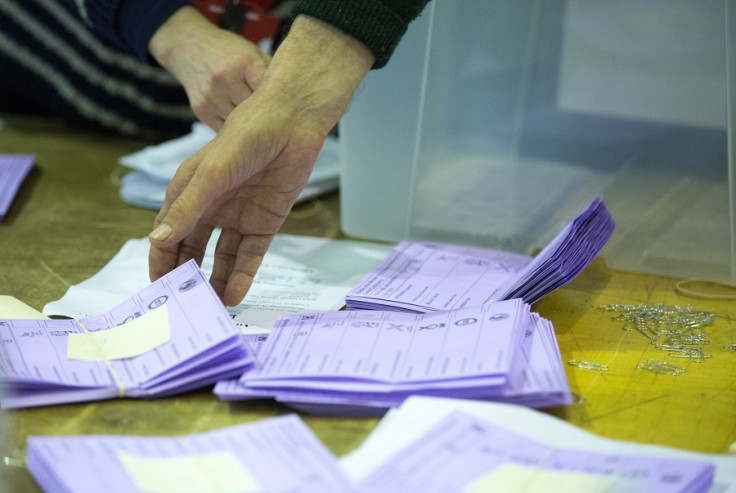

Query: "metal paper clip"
left=568, top=360, right=609, bottom=372
left=636, top=359, right=686, bottom=376
left=667, top=347, right=712, bottom=363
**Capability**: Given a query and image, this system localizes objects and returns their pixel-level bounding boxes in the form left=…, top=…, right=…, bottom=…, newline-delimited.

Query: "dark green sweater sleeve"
left=291, top=0, right=430, bottom=69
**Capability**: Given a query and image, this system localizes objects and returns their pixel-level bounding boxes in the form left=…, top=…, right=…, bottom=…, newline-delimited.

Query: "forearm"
left=255, top=14, right=375, bottom=136
left=291, top=0, right=430, bottom=68
left=148, top=6, right=218, bottom=77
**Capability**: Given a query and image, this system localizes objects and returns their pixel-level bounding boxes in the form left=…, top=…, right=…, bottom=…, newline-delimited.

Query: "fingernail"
left=149, top=223, right=172, bottom=241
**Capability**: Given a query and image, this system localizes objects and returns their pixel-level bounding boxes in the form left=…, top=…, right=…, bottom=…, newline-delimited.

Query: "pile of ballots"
left=345, top=196, right=615, bottom=311
left=214, top=197, right=615, bottom=413
left=0, top=260, right=254, bottom=409
left=214, top=298, right=573, bottom=413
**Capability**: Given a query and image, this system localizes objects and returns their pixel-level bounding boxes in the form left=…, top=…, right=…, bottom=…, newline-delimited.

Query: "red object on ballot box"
left=191, top=0, right=283, bottom=46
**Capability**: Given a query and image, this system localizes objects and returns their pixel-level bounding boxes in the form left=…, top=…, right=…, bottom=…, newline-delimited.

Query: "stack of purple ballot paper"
left=27, top=415, right=354, bottom=493
left=345, top=196, right=615, bottom=312
left=214, top=298, right=573, bottom=412
left=0, top=153, right=34, bottom=221
left=354, top=409, right=716, bottom=493
left=0, top=260, right=254, bottom=409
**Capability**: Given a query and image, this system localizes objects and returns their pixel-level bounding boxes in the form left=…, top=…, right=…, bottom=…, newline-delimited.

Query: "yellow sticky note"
left=118, top=450, right=261, bottom=493
left=67, top=305, right=170, bottom=361
left=0, top=295, right=48, bottom=319
left=464, top=463, right=615, bottom=493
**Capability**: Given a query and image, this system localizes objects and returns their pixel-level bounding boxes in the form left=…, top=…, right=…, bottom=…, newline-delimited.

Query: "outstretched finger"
left=221, top=233, right=275, bottom=306
left=176, top=223, right=216, bottom=268
left=209, top=228, right=241, bottom=300
left=149, top=239, right=180, bottom=282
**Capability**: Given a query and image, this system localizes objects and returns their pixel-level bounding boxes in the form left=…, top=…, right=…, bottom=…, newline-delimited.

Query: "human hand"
left=149, top=6, right=271, bottom=130
left=147, top=96, right=322, bottom=305
left=148, top=15, right=375, bottom=306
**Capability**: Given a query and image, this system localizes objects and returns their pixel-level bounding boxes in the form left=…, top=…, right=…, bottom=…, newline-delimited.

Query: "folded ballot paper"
left=345, top=196, right=615, bottom=311
left=0, top=260, right=253, bottom=409
left=214, top=298, right=573, bottom=413
left=119, top=122, right=340, bottom=209
left=26, top=414, right=354, bottom=493
left=0, top=153, right=34, bottom=221
left=344, top=398, right=718, bottom=493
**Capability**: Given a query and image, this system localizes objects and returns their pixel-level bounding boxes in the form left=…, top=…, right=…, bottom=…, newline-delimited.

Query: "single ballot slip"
left=0, top=153, right=34, bottom=221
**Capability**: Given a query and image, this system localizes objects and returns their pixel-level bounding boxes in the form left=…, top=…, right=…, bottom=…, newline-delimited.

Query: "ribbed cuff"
left=118, top=0, right=190, bottom=61
left=291, top=0, right=409, bottom=69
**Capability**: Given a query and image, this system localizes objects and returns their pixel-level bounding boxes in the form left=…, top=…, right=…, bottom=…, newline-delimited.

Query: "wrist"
left=119, top=0, right=190, bottom=61
left=258, top=15, right=375, bottom=135
left=148, top=6, right=212, bottom=74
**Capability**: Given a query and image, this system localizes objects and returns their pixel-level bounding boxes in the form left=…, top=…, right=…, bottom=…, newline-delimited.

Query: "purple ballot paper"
left=356, top=410, right=714, bottom=493
left=345, top=196, right=615, bottom=311
left=0, top=260, right=254, bottom=409
left=0, top=154, right=34, bottom=221
left=27, top=414, right=354, bottom=493
left=214, top=300, right=572, bottom=413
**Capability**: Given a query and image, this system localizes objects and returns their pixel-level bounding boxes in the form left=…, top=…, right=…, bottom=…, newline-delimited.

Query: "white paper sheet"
left=43, top=234, right=392, bottom=334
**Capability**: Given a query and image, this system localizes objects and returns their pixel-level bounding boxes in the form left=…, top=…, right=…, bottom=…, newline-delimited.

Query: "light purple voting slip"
left=213, top=300, right=573, bottom=414
left=356, top=409, right=715, bottom=493
left=27, top=414, right=355, bottom=493
left=344, top=196, right=615, bottom=312
left=0, top=154, right=34, bottom=221
left=0, top=260, right=254, bottom=409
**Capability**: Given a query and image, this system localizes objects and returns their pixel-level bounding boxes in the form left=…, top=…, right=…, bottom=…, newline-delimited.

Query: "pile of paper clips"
left=599, top=303, right=716, bottom=375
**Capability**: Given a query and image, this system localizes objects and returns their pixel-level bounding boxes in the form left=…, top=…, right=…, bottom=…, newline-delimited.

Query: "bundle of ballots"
left=349, top=404, right=716, bottom=493
left=345, top=196, right=615, bottom=312
left=0, top=260, right=254, bottom=409
left=27, top=414, right=354, bottom=493
left=213, top=298, right=572, bottom=413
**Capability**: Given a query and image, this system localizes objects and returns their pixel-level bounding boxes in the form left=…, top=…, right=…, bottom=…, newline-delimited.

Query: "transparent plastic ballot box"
left=339, top=0, right=736, bottom=284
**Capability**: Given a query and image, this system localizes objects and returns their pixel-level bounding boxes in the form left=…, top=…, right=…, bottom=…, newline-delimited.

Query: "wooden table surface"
left=1, top=115, right=735, bottom=491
